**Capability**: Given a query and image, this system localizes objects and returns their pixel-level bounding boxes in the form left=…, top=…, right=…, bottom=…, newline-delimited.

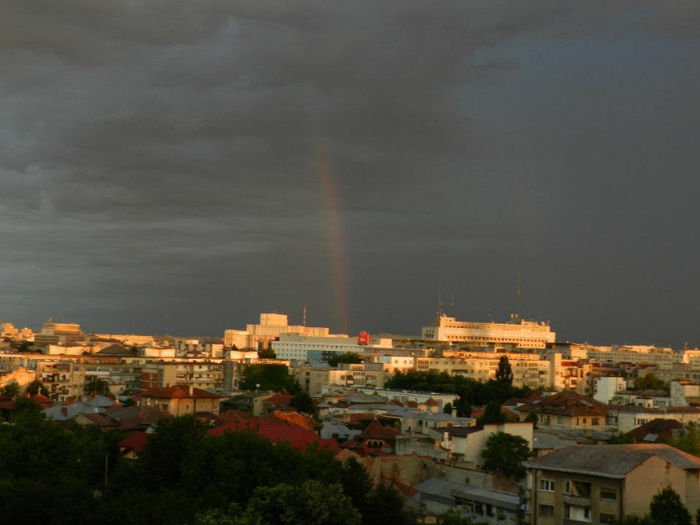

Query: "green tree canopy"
left=480, top=432, right=530, bottom=479
left=327, top=352, right=362, bottom=367
left=495, top=355, right=513, bottom=385
left=633, top=373, right=667, bottom=391
left=240, top=364, right=296, bottom=393
left=84, top=377, right=111, bottom=396
left=24, top=379, right=48, bottom=396
left=477, top=401, right=506, bottom=425
left=1, top=381, right=20, bottom=398
left=238, top=480, right=361, bottom=525
left=258, top=348, right=277, bottom=359
left=649, top=487, right=691, bottom=525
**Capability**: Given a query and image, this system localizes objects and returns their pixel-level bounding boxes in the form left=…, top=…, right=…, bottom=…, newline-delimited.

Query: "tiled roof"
left=118, top=431, right=148, bottom=454
left=519, top=390, right=607, bottom=417
left=628, top=418, right=685, bottom=443
left=361, top=420, right=400, bottom=440
left=525, top=443, right=700, bottom=478
left=209, top=416, right=340, bottom=452
left=139, top=385, right=222, bottom=400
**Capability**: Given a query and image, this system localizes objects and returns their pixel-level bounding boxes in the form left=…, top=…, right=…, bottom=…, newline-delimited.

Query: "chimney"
left=188, top=384, right=193, bottom=396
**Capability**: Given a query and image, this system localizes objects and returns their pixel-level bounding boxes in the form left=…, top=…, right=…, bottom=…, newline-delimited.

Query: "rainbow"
left=317, top=149, right=349, bottom=333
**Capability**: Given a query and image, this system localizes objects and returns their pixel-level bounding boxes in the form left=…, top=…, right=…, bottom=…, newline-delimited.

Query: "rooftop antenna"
left=437, top=292, right=443, bottom=318
left=343, top=315, right=348, bottom=334
left=450, top=291, right=455, bottom=312
left=302, top=305, right=307, bottom=327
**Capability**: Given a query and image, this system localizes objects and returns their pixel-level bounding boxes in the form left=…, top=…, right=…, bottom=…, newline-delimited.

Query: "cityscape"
left=2, top=1, right=700, bottom=525
left=2, top=312, right=700, bottom=523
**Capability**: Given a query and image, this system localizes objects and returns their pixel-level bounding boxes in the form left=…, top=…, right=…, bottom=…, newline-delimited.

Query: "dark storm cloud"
left=1, top=1, right=698, bottom=343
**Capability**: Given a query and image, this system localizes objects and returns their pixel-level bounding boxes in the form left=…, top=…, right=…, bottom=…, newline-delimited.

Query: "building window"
left=565, top=480, right=591, bottom=498
left=539, top=480, right=555, bottom=492
left=601, top=489, right=617, bottom=500
left=600, top=513, right=616, bottom=523
left=539, top=505, right=554, bottom=517
left=592, top=417, right=599, bottom=426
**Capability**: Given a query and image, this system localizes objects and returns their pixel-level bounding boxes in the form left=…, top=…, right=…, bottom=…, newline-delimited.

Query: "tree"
left=480, top=432, right=530, bottom=479
left=668, top=423, right=700, bottom=456
left=290, top=390, right=314, bottom=414
left=327, top=352, right=362, bottom=367
left=438, top=509, right=475, bottom=525
left=495, top=356, right=513, bottom=386
left=258, top=348, right=277, bottom=359
left=84, top=377, right=111, bottom=396
left=443, top=402, right=453, bottom=415
left=477, top=401, right=505, bottom=425
left=634, top=373, right=667, bottom=391
left=238, top=480, right=361, bottom=525
left=454, top=394, right=471, bottom=417
left=1, top=381, right=20, bottom=398
left=649, top=487, right=691, bottom=525
left=24, top=379, right=48, bottom=396
left=240, top=364, right=295, bottom=392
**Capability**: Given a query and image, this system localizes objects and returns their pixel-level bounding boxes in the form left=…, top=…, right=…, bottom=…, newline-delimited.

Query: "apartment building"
left=526, top=444, right=700, bottom=523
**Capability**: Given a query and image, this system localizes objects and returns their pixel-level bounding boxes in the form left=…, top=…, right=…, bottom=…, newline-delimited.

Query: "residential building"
left=526, top=444, right=700, bottom=524
left=137, top=385, right=222, bottom=415
left=519, top=390, right=609, bottom=432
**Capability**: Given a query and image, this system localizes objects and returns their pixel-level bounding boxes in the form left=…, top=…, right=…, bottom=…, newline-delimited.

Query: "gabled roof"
left=525, top=444, right=700, bottom=479
left=209, top=415, right=340, bottom=452
left=139, top=385, right=222, bottom=400
left=628, top=418, right=685, bottom=443
left=118, top=431, right=148, bottom=454
left=361, top=420, right=400, bottom=441
left=519, top=390, right=608, bottom=417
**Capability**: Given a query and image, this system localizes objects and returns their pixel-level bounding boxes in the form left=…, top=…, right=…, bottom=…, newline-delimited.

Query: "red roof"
left=209, top=416, right=340, bottom=452
left=118, top=431, right=148, bottom=454
left=138, top=385, right=222, bottom=400
left=361, top=420, right=400, bottom=441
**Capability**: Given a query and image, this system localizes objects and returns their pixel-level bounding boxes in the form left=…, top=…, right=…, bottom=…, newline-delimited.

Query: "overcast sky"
left=1, top=1, right=699, bottom=346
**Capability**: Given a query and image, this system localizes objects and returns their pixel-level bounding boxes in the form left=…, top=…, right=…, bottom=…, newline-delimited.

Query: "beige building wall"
left=422, top=315, right=555, bottom=349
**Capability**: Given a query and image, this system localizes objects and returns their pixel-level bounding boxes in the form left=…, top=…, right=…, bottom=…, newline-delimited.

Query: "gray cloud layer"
left=1, top=1, right=699, bottom=345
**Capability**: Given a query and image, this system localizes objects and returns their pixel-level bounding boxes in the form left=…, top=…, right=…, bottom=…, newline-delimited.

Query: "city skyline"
left=1, top=2, right=699, bottom=346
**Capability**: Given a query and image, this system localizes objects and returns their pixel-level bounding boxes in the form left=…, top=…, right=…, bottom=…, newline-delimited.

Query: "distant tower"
left=515, top=273, right=522, bottom=320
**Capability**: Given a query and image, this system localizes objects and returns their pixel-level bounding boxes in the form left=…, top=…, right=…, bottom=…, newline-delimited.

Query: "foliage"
left=24, top=379, right=48, bottom=396
left=438, top=509, right=475, bottom=525
left=454, top=395, right=471, bottom=417
left=480, top=432, right=530, bottom=479
left=495, top=356, right=513, bottom=386
left=633, top=373, right=667, bottom=391
left=477, top=401, right=506, bottom=425
left=14, top=341, right=32, bottom=353
left=327, top=352, right=363, bottom=367
left=443, top=402, right=452, bottom=414
left=385, top=370, right=531, bottom=407
left=0, top=411, right=410, bottom=525
left=240, top=364, right=296, bottom=393
left=362, top=483, right=411, bottom=525
left=524, top=411, right=538, bottom=427
left=1, top=381, right=20, bottom=398
left=238, top=480, right=361, bottom=525
left=258, top=348, right=277, bottom=359
left=85, top=377, right=111, bottom=396
left=668, top=423, right=700, bottom=456
left=290, top=390, right=314, bottom=414
left=649, top=487, right=691, bottom=525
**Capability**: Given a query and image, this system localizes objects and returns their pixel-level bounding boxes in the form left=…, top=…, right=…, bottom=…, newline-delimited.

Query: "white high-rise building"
left=421, top=314, right=555, bottom=349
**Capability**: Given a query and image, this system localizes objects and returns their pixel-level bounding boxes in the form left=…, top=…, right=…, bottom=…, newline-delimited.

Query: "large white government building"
left=421, top=314, right=555, bottom=349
